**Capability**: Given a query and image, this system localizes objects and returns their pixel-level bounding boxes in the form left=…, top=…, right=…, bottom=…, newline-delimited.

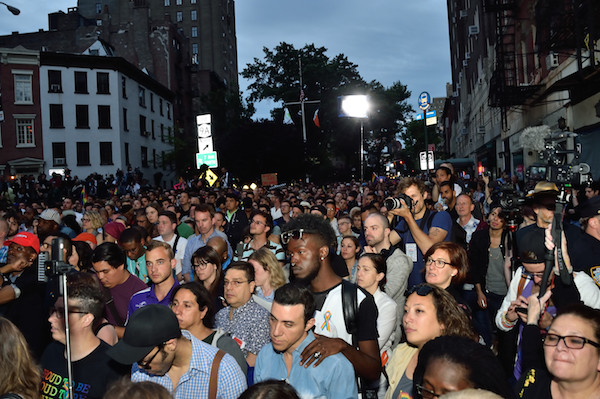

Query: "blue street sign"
left=415, top=110, right=437, bottom=120
left=418, top=91, right=431, bottom=111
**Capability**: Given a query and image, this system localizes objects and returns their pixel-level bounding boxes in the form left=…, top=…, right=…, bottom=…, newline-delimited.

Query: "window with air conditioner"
left=52, top=142, right=66, bottom=166
left=49, top=70, right=62, bottom=93
left=468, top=25, right=479, bottom=35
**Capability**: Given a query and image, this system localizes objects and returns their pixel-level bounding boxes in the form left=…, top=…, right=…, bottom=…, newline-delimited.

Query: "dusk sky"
left=0, top=0, right=452, bottom=119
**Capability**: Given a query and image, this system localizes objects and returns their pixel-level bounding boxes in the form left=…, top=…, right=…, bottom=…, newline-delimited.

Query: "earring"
left=320, top=256, right=324, bottom=261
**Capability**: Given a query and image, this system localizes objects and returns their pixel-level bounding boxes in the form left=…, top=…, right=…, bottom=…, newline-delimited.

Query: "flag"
left=283, top=107, right=294, bottom=125
left=371, top=172, right=377, bottom=183
left=80, top=186, right=88, bottom=205
left=313, top=108, right=320, bottom=128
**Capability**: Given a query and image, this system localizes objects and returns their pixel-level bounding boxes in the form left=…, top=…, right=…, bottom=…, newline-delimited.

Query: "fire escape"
left=485, top=0, right=542, bottom=130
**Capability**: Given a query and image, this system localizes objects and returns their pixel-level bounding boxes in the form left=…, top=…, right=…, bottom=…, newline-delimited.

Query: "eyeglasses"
left=250, top=219, right=266, bottom=226
left=138, top=344, right=164, bottom=370
left=405, top=283, right=434, bottom=297
left=542, top=333, right=600, bottom=349
left=522, top=271, right=545, bottom=280
left=425, top=257, right=453, bottom=269
left=81, top=218, right=90, bottom=222
left=415, top=384, right=441, bottom=399
left=224, top=279, right=249, bottom=288
left=281, top=229, right=316, bottom=245
left=192, top=260, right=210, bottom=269
left=49, top=306, right=88, bottom=319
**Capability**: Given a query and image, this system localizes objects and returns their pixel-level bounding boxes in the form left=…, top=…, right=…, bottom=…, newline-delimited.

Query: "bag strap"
left=208, top=349, right=226, bottom=399
left=102, top=286, right=124, bottom=326
left=341, top=280, right=358, bottom=346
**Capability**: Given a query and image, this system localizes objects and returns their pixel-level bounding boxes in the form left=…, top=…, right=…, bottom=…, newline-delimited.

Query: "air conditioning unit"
left=452, top=91, right=459, bottom=97
left=478, top=126, right=486, bottom=135
left=468, top=25, right=479, bottom=35
left=546, top=52, right=559, bottom=69
left=463, top=60, right=469, bottom=67
left=459, top=10, right=468, bottom=18
left=49, top=84, right=61, bottom=92
left=54, top=157, right=66, bottom=166
left=465, top=52, right=471, bottom=60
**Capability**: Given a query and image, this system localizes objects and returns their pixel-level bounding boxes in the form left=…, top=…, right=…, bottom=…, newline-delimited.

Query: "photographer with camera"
left=387, top=177, right=452, bottom=288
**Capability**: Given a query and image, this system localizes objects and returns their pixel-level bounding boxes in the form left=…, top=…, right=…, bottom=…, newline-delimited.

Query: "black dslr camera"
left=384, top=193, right=413, bottom=211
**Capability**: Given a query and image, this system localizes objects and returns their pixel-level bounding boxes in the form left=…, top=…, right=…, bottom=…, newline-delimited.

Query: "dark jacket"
left=467, top=227, right=511, bottom=290
left=224, top=208, right=249, bottom=249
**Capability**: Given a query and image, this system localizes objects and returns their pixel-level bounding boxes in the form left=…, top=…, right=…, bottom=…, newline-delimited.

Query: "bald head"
left=207, top=236, right=228, bottom=262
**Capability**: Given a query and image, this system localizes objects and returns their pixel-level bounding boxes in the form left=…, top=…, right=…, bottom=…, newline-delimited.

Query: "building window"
left=125, top=142, right=130, bottom=166
left=123, top=108, right=129, bottom=131
left=151, top=119, right=155, bottom=139
left=161, top=150, right=165, bottom=168
left=141, top=146, right=148, bottom=167
left=49, top=104, right=64, bottom=128
left=176, top=0, right=182, bottom=4
left=14, top=73, right=33, bottom=104
left=191, top=0, right=196, bottom=3
left=191, top=10, right=197, bottom=20
left=167, top=103, right=171, bottom=120
left=74, top=71, right=88, bottom=94
left=98, top=105, right=111, bottom=128
left=52, top=142, right=66, bottom=166
left=176, top=11, right=182, bottom=22
left=48, top=70, right=62, bottom=93
left=192, top=43, right=199, bottom=55
left=139, top=115, right=147, bottom=136
left=96, top=72, right=110, bottom=94
left=159, top=99, right=164, bottom=116
left=15, top=117, right=34, bottom=147
left=150, top=93, right=154, bottom=112
left=76, top=142, right=90, bottom=166
left=164, top=0, right=170, bottom=5
left=96, top=2, right=102, bottom=13
left=153, top=149, right=157, bottom=168
left=121, top=76, right=127, bottom=98
left=191, top=26, right=198, bottom=37
left=160, top=123, right=164, bottom=142
left=76, top=105, right=89, bottom=128
left=138, top=86, right=146, bottom=107
left=99, top=142, right=113, bottom=165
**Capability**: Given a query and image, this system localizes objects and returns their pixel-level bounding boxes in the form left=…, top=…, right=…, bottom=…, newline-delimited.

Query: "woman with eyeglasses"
left=384, top=284, right=477, bottom=399
left=423, top=241, right=469, bottom=309
left=191, top=245, right=225, bottom=312
left=517, top=301, right=600, bottom=399
left=81, top=210, right=105, bottom=245
left=170, top=282, right=248, bottom=376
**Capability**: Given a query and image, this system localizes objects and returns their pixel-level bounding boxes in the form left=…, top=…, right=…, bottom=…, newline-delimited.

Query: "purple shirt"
left=107, top=273, right=148, bottom=327
left=127, top=280, right=179, bottom=321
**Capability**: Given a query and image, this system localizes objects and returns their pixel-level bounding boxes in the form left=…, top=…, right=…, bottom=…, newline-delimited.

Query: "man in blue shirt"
left=182, top=204, right=232, bottom=281
left=388, top=177, right=452, bottom=287
left=255, top=284, right=357, bottom=398
left=108, top=304, right=246, bottom=399
left=127, top=240, right=179, bottom=318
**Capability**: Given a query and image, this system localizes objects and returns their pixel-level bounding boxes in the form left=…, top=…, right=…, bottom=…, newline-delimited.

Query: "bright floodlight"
left=339, top=95, right=369, bottom=118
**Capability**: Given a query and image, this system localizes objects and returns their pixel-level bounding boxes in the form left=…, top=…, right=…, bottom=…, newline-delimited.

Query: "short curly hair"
left=281, top=213, right=337, bottom=248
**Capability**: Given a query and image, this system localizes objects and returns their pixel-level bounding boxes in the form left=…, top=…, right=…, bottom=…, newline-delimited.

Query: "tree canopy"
left=237, top=42, right=415, bottom=182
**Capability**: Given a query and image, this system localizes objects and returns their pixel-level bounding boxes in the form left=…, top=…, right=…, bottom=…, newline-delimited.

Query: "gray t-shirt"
left=486, top=247, right=508, bottom=295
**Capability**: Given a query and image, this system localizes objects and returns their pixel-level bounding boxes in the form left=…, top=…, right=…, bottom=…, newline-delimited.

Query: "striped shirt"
left=233, top=240, right=285, bottom=262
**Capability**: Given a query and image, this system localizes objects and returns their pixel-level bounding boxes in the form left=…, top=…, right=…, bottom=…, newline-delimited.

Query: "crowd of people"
left=0, top=163, right=600, bottom=399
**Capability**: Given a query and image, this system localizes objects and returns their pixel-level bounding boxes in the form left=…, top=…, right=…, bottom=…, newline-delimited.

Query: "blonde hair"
left=248, top=247, right=286, bottom=289
left=84, top=210, right=104, bottom=230
left=0, top=317, right=41, bottom=399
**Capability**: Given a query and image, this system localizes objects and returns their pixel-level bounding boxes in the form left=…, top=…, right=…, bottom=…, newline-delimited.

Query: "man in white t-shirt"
left=153, top=210, right=187, bottom=281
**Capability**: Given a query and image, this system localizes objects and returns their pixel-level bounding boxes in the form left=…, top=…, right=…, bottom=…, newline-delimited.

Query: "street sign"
left=418, top=91, right=431, bottom=111
left=205, top=169, right=218, bottom=186
left=415, top=110, right=436, bottom=120
left=196, top=151, right=218, bottom=168
left=419, top=151, right=434, bottom=171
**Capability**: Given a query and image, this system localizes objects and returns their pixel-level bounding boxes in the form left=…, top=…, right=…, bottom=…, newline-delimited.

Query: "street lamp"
left=0, top=2, right=20, bottom=15
left=339, top=95, right=369, bottom=182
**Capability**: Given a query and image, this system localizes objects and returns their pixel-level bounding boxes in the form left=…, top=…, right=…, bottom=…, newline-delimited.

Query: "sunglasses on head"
left=281, top=229, right=316, bottom=245
left=405, top=283, right=434, bottom=298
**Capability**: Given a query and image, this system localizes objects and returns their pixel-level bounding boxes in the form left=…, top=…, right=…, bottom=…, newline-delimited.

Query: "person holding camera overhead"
left=387, top=177, right=453, bottom=288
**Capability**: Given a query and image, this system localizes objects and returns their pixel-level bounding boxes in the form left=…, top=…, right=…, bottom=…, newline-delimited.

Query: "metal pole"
left=299, top=58, right=309, bottom=183
left=424, top=109, right=429, bottom=178
left=61, top=274, right=74, bottom=399
left=360, top=119, right=364, bottom=183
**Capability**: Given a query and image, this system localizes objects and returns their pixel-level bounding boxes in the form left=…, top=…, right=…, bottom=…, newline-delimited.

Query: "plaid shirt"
left=131, top=330, right=246, bottom=399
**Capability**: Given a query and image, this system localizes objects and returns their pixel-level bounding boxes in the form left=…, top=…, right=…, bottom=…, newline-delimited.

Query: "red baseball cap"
left=73, top=232, right=97, bottom=245
left=7, top=232, right=40, bottom=254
